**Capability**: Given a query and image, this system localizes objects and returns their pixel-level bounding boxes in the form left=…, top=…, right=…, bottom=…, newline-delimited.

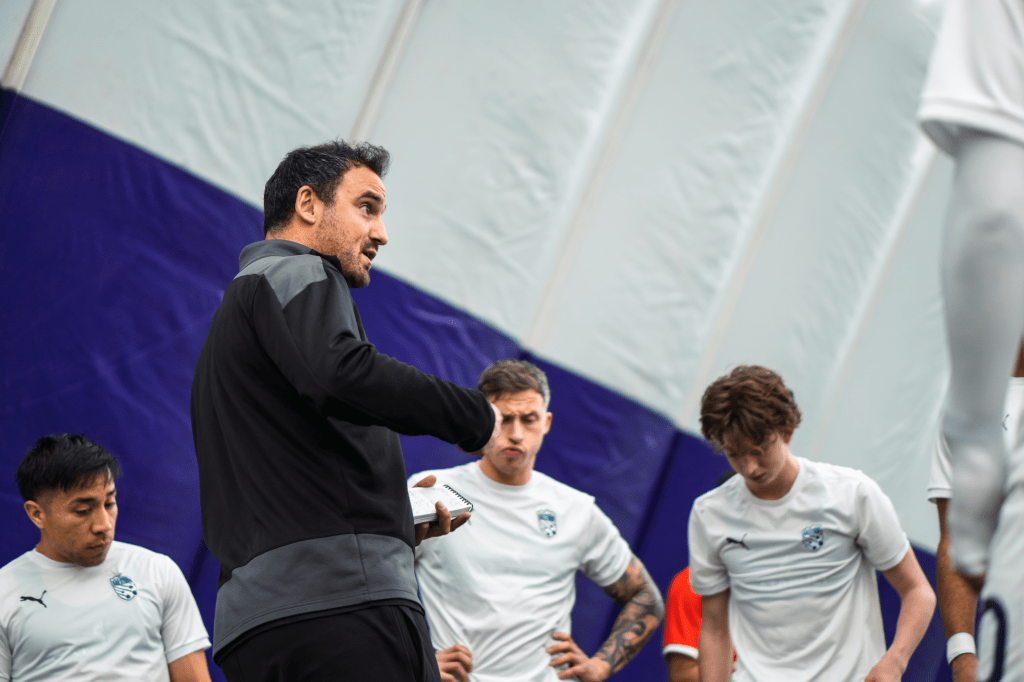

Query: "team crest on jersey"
left=537, top=510, right=557, bottom=538
left=802, top=524, right=824, bottom=552
left=110, top=574, right=137, bottom=601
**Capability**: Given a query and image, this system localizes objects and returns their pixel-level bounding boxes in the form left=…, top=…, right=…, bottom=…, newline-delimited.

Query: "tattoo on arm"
left=595, top=555, right=666, bottom=674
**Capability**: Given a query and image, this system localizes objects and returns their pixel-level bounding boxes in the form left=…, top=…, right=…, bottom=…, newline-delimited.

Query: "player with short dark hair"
left=690, top=366, right=935, bottom=682
left=412, top=359, right=664, bottom=682
left=1, top=434, right=211, bottom=682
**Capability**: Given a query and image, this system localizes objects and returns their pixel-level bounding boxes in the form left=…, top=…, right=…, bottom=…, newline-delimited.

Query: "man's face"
left=479, top=389, right=552, bottom=486
left=312, top=165, right=388, bottom=289
left=720, top=430, right=795, bottom=500
left=26, top=473, right=117, bottom=566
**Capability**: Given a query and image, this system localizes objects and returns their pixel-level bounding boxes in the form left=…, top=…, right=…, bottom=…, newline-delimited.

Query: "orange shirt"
left=662, top=566, right=701, bottom=659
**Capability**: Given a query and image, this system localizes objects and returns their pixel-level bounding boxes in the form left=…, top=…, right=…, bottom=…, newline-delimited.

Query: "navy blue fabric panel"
left=0, top=92, right=258, bottom=681
left=615, top=430, right=725, bottom=681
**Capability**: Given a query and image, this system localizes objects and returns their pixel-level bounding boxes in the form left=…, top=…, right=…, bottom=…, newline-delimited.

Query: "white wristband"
left=946, top=632, right=976, bottom=666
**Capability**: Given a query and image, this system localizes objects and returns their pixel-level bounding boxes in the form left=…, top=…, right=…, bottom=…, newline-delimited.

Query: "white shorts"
left=978, top=473, right=1024, bottom=682
left=919, top=0, right=1024, bottom=155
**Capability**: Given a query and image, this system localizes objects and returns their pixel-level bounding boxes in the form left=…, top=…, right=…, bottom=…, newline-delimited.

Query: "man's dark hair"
left=478, top=359, right=551, bottom=407
left=263, top=140, right=391, bottom=235
left=700, top=365, right=802, bottom=451
left=16, top=434, right=120, bottom=502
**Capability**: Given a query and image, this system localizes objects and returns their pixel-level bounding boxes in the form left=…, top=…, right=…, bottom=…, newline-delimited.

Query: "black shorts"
left=218, top=603, right=442, bottom=682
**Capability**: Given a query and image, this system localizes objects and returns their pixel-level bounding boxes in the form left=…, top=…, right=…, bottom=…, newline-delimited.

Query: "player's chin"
left=76, top=546, right=111, bottom=567
left=345, top=269, right=372, bottom=289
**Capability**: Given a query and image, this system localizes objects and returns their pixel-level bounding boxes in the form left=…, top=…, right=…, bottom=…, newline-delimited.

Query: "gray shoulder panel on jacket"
left=234, top=254, right=327, bottom=308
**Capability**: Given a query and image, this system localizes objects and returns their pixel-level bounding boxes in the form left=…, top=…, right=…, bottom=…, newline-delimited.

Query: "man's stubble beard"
left=314, top=205, right=371, bottom=289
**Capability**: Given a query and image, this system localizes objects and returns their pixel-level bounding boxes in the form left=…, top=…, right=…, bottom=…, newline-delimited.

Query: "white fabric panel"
left=368, top=0, right=662, bottom=334
left=803, top=152, right=954, bottom=551
left=676, top=0, right=943, bottom=427
left=663, top=0, right=945, bottom=543
left=0, top=0, right=34, bottom=77
left=522, top=0, right=856, bottom=419
left=17, top=0, right=403, bottom=205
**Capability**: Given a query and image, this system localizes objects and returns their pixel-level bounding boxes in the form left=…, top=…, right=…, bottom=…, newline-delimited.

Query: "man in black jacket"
left=191, top=141, right=501, bottom=682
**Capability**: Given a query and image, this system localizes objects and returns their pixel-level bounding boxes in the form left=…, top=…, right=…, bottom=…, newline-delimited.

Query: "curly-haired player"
left=688, top=366, right=935, bottom=682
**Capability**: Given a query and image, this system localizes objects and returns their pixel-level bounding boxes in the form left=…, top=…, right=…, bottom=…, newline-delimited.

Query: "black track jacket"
left=191, top=239, right=494, bottom=657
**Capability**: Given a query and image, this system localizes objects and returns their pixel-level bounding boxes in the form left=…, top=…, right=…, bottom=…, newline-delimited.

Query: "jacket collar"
left=238, top=239, right=343, bottom=273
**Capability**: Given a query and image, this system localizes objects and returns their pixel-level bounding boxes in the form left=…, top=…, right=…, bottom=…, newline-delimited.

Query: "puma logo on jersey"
left=725, top=535, right=749, bottom=550
left=20, top=590, right=46, bottom=607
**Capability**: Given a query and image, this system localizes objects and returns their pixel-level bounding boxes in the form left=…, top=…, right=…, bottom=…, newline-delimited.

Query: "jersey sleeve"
left=687, top=500, right=729, bottom=596
left=662, top=569, right=701, bottom=660
left=926, top=429, right=953, bottom=503
left=156, top=556, right=211, bottom=664
left=578, top=501, right=633, bottom=587
left=854, top=473, right=911, bottom=571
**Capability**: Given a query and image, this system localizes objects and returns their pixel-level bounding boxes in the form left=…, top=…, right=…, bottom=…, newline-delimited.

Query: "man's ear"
left=293, top=185, right=321, bottom=226
left=543, top=412, right=553, bottom=435
left=24, top=499, right=46, bottom=531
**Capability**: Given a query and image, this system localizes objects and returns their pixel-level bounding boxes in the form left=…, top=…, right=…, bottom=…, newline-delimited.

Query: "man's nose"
left=372, top=218, right=388, bottom=246
left=93, top=509, right=114, bottom=534
left=507, top=420, right=523, bottom=442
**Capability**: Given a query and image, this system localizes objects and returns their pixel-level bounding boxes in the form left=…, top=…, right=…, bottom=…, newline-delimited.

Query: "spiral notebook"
left=409, top=484, right=474, bottom=524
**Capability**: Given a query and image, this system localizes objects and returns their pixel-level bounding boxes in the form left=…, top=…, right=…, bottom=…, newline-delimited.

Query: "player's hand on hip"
left=412, top=475, right=471, bottom=546
left=547, top=632, right=612, bottom=682
left=436, top=644, right=473, bottom=682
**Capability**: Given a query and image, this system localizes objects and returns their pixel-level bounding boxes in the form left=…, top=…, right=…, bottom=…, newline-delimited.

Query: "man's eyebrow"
left=356, top=191, right=384, bottom=204
left=69, top=487, right=117, bottom=505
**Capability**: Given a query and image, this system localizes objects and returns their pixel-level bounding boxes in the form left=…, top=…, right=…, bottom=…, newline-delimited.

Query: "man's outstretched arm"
left=546, top=555, right=664, bottom=681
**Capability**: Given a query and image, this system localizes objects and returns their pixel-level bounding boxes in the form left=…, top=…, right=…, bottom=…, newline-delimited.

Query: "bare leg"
left=941, top=129, right=1024, bottom=577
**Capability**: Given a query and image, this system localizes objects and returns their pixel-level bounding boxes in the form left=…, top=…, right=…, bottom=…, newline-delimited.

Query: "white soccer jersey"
left=411, top=462, right=633, bottom=682
left=0, top=541, right=210, bottom=682
left=688, top=457, right=909, bottom=682
left=928, top=378, right=1024, bottom=502
left=919, top=0, right=1024, bottom=154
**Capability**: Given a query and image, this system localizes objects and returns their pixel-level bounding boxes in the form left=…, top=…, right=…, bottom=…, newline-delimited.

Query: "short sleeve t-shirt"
left=0, top=541, right=210, bottom=682
left=662, top=567, right=701, bottom=660
left=688, top=457, right=909, bottom=682
left=411, top=462, right=632, bottom=682
left=928, top=378, right=1024, bottom=502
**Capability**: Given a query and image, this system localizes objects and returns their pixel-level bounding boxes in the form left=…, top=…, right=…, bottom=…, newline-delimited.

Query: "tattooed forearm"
left=595, top=555, right=665, bottom=675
